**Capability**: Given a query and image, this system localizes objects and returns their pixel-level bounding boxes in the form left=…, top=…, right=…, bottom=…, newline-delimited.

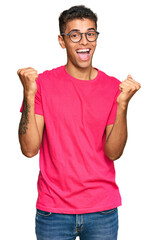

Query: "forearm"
left=105, top=104, right=128, bottom=161
left=18, top=93, right=40, bottom=157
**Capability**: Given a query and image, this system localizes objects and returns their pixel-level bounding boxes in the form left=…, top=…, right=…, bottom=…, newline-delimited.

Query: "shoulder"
left=37, top=65, right=64, bottom=85
left=98, top=68, right=121, bottom=85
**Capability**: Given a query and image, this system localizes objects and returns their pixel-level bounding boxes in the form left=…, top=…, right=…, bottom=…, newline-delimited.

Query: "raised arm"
left=104, top=74, right=141, bottom=161
left=17, top=67, right=44, bottom=158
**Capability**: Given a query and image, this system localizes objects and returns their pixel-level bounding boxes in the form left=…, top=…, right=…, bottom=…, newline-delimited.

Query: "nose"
left=79, top=33, right=88, bottom=45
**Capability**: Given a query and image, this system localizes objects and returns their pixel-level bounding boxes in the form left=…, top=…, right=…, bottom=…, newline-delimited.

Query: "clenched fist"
left=17, top=67, right=38, bottom=97
left=117, top=75, right=141, bottom=107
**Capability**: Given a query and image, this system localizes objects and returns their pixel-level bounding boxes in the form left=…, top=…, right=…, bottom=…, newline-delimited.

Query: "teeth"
left=76, top=49, right=90, bottom=53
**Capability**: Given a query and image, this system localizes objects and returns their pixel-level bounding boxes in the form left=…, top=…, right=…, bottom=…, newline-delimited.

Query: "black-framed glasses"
left=61, top=30, right=100, bottom=43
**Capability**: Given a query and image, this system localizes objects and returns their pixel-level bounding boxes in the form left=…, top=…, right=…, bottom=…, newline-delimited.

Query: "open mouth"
left=76, top=48, right=91, bottom=61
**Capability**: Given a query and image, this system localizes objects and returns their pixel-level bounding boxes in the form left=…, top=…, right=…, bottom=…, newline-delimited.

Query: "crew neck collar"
left=63, top=65, right=99, bottom=84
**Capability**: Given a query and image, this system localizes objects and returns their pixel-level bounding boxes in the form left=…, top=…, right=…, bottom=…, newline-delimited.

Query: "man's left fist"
left=117, top=75, right=141, bottom=106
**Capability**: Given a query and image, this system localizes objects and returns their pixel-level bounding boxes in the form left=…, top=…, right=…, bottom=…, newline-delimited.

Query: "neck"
left=65, top=62, right=97, bottom=81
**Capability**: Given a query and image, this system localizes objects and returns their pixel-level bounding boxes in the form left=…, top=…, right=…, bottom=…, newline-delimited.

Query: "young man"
left=18, top=5, right=141, bottom=240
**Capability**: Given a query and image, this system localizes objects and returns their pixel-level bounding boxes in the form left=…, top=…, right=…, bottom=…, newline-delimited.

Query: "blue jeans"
left=35, top=207, right=118, bottom=240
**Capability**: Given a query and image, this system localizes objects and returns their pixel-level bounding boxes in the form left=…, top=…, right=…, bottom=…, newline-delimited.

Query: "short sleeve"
left=20, top=74, right=44, bottom=116
left=106, top=89, right=121, bottom=126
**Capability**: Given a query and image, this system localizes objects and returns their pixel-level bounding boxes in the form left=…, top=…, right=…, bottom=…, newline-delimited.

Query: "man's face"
left=58, top=18, right=97, bottom=69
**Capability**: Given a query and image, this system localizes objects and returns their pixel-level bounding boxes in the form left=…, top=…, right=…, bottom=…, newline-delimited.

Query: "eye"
left=87, top=31, right=95, bottom=37
left=70, top=32, right=80, bottom=38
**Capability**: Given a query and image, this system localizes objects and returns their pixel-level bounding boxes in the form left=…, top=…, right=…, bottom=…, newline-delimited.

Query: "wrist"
left=117, top=102, right=128, bottom=112
left=24, top=90, right=35, bottom=100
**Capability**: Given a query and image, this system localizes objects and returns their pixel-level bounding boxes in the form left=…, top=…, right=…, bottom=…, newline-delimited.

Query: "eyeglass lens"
left=70, top=31, right=98, bottom=42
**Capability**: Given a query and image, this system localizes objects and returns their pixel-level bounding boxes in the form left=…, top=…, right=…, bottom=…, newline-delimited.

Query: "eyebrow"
left=88, top=28, right=96, bottom=31
left=69, top=28, right=96, bottom=33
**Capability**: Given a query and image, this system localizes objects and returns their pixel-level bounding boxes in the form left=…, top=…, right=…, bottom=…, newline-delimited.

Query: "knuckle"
left=135, top=83, right=140, bottom=90
left=124, top=80, right=128, bottom=84
left=18, top=68, right=25, bottom=73
left=20, top=69, right=26, bottom=75
left=133, top=86, right=137, bottom=91
left=27, top=67, right=34, bottom=71
left=27, top=73, right=37, bottom=81
left=121, top=80, right=126, bottom=85
left=26, top=73, right=31, bottom=79
left=127, top=79, right=132, bottom=83
left=23, top=72, right=28, bottom=77
left=27, top=73, right=34, bottom=79
left=17, top=69, right=21, bottom=75
left=131, top=85, right=135, bottom=90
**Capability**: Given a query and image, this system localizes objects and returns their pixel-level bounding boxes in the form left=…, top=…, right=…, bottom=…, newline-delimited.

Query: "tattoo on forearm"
left=19, top=98, right=30, bottom=135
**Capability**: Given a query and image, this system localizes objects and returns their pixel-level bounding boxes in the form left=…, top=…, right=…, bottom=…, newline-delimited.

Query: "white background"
left=0, top=0, right=158, bottom=239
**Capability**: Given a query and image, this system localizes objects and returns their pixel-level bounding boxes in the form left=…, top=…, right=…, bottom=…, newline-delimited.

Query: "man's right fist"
left=17, top=67, right=38, bottom=96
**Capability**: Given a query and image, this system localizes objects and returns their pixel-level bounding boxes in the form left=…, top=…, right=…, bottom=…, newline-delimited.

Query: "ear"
left=58, top=35, right=66, bottom=49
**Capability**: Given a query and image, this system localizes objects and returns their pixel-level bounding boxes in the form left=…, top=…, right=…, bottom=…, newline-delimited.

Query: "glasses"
left=61, top=30, right=100, bottom=43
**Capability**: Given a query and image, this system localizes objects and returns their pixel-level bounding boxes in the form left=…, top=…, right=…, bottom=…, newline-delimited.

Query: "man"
left=17, top=5, right=141, bottom=240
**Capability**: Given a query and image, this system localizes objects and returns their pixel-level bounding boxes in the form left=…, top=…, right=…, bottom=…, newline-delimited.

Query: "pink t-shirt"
left=20, top=65, right=122, bottom=214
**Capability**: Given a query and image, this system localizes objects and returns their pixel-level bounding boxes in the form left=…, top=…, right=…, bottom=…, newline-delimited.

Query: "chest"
left=42, top=80, right=114, bottom=129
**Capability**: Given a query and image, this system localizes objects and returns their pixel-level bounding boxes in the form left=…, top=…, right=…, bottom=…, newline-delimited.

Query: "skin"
left=17, top=18, right=141, bottom=160
left=58, top=18, right=98, bottom=80
left=105, top=74, right=141, bottom=160
left=17, top=67, right=44, bottom=157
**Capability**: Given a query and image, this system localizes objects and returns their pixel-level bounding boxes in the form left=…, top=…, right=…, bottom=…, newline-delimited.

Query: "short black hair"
left=59, top=5, right=98, bottom=34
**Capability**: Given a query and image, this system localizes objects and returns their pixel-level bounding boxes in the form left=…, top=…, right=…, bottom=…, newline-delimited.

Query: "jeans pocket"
left=36, top=209, right=53, bottom=217
left=98, top=208, right=117, bottom=215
